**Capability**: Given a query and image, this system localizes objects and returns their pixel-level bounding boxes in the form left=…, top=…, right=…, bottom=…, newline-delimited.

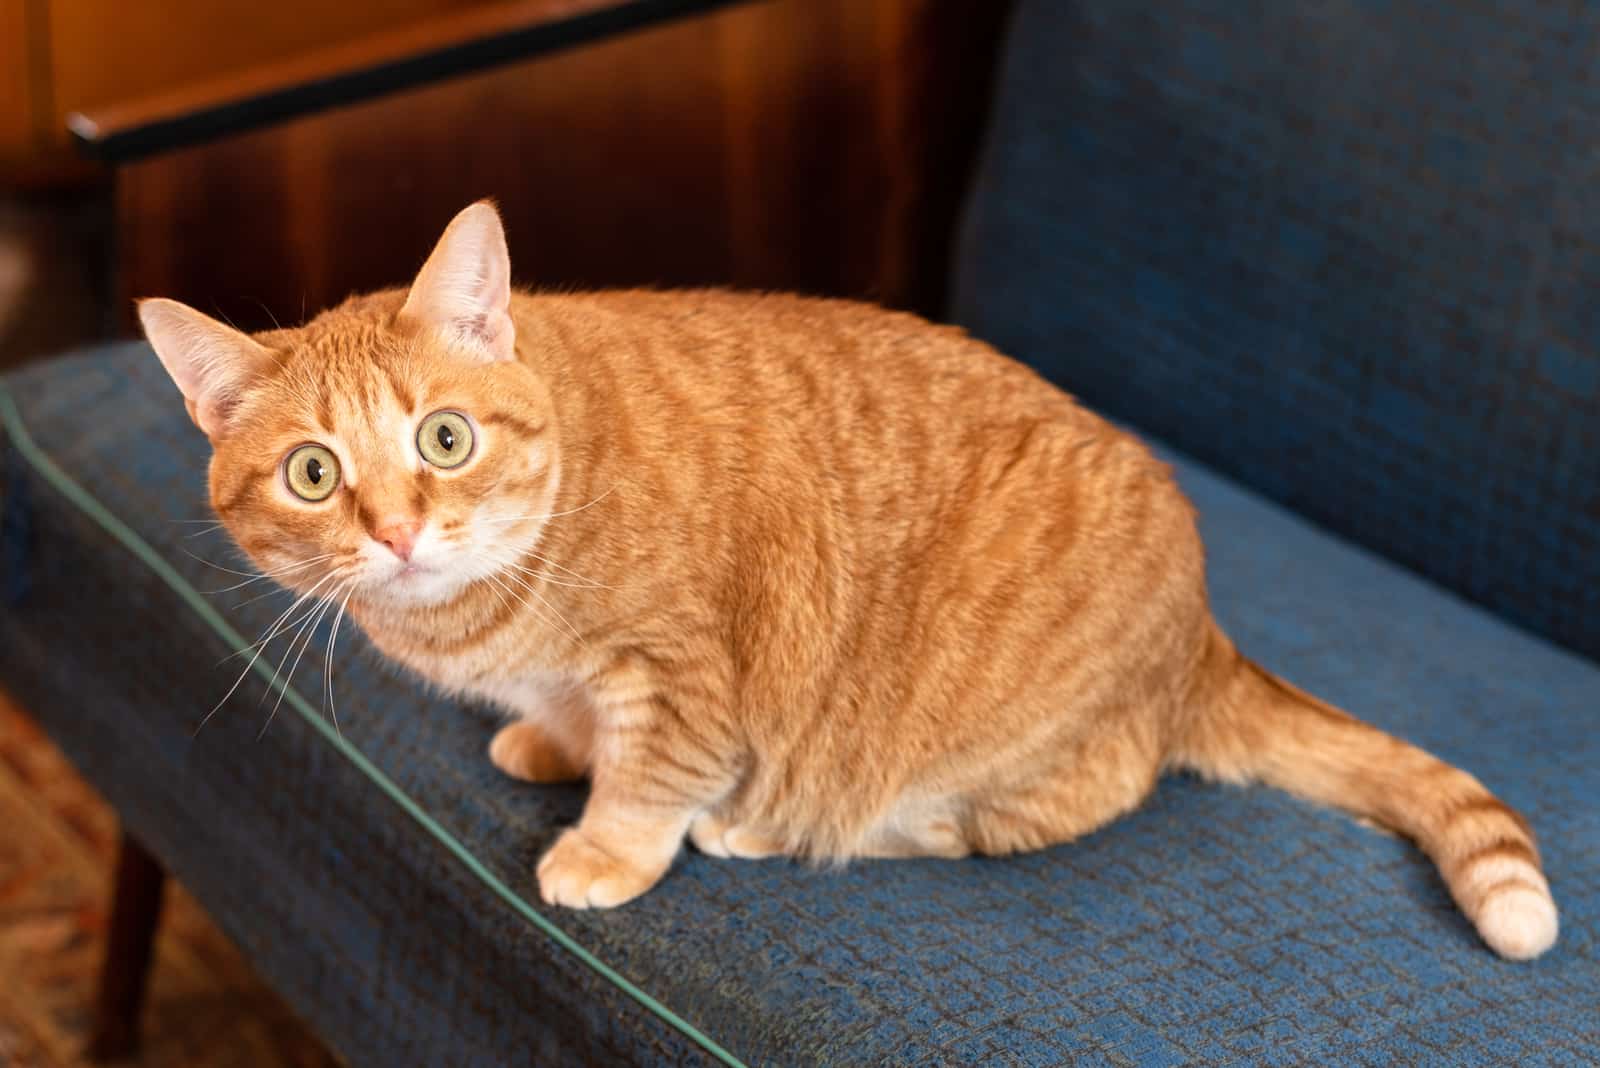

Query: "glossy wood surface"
left=114, top=0, right=1011, bottom=330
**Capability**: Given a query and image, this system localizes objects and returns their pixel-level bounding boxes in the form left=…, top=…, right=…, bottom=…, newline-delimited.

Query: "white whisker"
left=323, top=588, right=354, bottom=738
left=507, top=570, right=605, bottom=590
left=204, top=553, right=338, bottom=594
left=219, top=570, right=341, bottom=667
left=259, top=582, right=345, bottom=739
left=478, top=573, right=514, bottom=615
left=184, top=545, right=330, bottom=580
left=483, top=571, right=535, bottom=617
left=478, top=543, right=614, bottom=590
left=479, top=486, right=614, bottom=525
left=193, top=569, right=345, bottom=737
left=219, top=571, right=346, bottom=665
left=502, top=559, right=613, bottom=590
left=231, top=584, right=296, bottom=611
left=517, top=549, right=616, bottom=588
left=500, top=568, right=584, bottom=646
left=180, top=547, right=269, bottom=579
left=256, top=577, right=345, bottom=707
left=481, top=571, right=569, bottom=640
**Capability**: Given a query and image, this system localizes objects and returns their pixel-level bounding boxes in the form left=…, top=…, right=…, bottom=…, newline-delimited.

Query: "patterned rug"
left=0, top=690, right=340, bottom=1067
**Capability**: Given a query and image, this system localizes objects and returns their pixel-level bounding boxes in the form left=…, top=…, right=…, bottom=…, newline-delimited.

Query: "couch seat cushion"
left=2, top=343, right=1596, bottom=1065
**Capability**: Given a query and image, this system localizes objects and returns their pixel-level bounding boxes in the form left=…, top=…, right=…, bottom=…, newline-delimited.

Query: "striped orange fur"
left=139, top=202, right=1556, bottom=959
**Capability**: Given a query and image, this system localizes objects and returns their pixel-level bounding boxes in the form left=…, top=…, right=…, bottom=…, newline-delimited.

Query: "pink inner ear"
left=402, top=203, right=515, bottom=363
left=139, top=297, right=274, bottom=437
left=191, top=393, right=243, bottom=439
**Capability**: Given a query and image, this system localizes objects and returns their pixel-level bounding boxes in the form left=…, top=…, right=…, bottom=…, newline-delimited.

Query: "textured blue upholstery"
left=4, top=345, right=1596, bottom=1065
left=953, top=0, right=1600, bottom=661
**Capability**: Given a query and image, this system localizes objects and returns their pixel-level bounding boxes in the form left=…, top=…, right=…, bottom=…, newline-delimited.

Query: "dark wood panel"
left=67, top=0, right=742, bottom=160
left=0, top=2, right=34, bottom=158
left=115, top=0, right=1012, bottom=333
left=47, top=0, right=479, bottom=140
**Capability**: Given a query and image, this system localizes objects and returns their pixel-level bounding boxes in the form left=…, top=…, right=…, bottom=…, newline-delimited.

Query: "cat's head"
left=141, top=201, right=558, bottom=609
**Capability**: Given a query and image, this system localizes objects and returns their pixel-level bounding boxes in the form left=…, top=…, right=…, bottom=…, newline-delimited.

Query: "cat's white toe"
left=536, top=829, right=658, bottom=909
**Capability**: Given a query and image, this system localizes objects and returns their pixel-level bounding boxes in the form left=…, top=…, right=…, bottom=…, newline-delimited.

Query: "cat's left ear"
left=138, top=298, right=276, bottom=439
left=400, top=200, right=515, bottom=363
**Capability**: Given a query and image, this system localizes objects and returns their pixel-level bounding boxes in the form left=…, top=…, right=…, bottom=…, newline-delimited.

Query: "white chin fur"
left=368, top=566, right=468, bottom=605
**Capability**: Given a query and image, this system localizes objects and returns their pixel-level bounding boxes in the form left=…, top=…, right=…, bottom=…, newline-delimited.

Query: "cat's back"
left=515, top=287, right=1085, bottom=435
left=512, top=288, right=1184, bottom=592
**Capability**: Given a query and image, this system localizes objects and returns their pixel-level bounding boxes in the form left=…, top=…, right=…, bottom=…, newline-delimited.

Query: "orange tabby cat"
left=139, top=202, right=1557, bottom=960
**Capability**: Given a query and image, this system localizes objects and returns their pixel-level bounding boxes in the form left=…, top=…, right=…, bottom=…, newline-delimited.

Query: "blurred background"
left=0, top=1, right=1008, bottom=1063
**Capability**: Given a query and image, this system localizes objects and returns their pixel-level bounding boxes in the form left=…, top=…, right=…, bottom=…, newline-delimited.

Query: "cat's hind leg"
left=690, top=793, right=973, bottom=861
left=856, top=797, right=972, bottom=859
left=688, top=810, right=785, bottom=859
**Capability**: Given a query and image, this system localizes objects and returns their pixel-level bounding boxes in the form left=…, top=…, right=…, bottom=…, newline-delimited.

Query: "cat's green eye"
left=417, top=410, right=474, bottom=469
left=284, top=444, right=340, bottom=502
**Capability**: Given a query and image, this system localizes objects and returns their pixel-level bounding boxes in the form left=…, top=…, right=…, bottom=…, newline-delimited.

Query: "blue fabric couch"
left=3, top=1, right=1596, bottom=1064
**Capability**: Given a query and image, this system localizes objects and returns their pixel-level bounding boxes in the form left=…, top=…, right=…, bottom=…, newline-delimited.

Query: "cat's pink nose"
left=373, top=519, right=423, bottom=562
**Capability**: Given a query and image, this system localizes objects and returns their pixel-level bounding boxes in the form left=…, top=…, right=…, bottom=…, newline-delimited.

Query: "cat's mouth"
left=366, top=554, right=468, bottom=606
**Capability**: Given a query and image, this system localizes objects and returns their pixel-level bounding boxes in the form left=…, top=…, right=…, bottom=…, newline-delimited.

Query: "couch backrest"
left=952, top=0, right=1600, bottom=661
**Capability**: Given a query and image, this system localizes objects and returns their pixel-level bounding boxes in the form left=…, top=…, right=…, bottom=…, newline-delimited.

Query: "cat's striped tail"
left=1176, top=625, right=1558, bottom=961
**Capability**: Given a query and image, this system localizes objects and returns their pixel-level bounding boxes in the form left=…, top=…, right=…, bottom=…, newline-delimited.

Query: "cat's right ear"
left=137, top=298, right=275, bottom=439
left=400, top=200, right=515, bottom=364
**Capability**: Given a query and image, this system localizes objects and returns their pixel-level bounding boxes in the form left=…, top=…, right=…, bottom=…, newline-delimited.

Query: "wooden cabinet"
left=4, top=1, right=1009, bottom=332
left=1, top=2, right=42, bottom=172
left=3, top=1, right=481, bottom=174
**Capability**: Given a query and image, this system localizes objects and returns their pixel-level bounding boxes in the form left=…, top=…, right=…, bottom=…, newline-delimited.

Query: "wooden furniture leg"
left=88, top=828, right=166, bottom=1061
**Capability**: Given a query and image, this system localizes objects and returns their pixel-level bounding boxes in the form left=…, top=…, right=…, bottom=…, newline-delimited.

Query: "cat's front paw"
left=537, top=828, right=662, bottom=908
left=489, top=721, right=584, bottom=783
